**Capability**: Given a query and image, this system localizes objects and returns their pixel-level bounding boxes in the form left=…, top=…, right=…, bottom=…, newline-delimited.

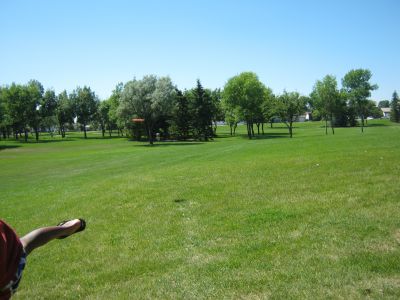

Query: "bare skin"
left=20, top=219, right=83, bottom=255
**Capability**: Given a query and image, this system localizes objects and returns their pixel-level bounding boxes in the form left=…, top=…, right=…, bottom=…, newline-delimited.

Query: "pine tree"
left=192, top=80, right=213, bottom=141
left=173, top=89, right=191, bottom=140
left=390, top=91, right=400, bottom=122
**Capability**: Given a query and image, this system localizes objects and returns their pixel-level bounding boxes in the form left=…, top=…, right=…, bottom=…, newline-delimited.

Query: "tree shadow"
left=214, top=134, right=235, bottom=139
left=240, top=132, right=290, bottom=140
left=135, top=141, right=204, bottom=147
left=0, top=145, right=21, bottom=151
left=365, top=123, right=388, bottom=127
left=73, top=135, right=124, bottom=140
left=266, top=126, right=299, bottom=129
left=34, top=138, right=75, bottom=143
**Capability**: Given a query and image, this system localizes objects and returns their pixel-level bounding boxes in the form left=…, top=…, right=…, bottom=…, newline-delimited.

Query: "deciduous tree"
left=71, top=86, right=99, bottom=139
left=97, top=100, right=111, bottom=138
left=378, top=100, right=390, bottom=108
left=222, top=72, right=266, bottom=139
left=41, top=89, right=57, bottom=136
left=276, top=91, right=306, bottom=138
left=311, top=75, right=341, bottom=134
left=342, top=69, right=378, bottom=132
left=56, top=91, right=74, bottom=138
left=119, top=75, right=176, bottom=144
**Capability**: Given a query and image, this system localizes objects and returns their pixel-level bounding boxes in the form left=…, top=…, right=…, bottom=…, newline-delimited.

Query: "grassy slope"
left=1, top=121, right=400, bottom=299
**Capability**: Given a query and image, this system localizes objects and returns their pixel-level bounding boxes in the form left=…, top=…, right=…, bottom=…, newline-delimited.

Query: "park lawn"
left=1, top=120, right=400, bottom=299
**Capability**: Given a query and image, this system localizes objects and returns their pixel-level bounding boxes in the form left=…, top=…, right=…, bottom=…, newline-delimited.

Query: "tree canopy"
left=119, top=75, right=176, bottom=144
left=222, top=72, right=268, bottom=138
left=342, top=69, right=378, bottom=132
left=311, top=75, right=341, bottom=134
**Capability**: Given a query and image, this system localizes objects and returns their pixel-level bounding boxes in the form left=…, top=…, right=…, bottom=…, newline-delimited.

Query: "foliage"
left=365, top=100, right=383, bottom=119
left=190, top=80, right=214, bottom=141
left=342, top=69, right=378, bottom=132
left=172, top=88, right=191, bottom=140
left=390, top=91, right=400, bottom=122
left=311, top=75, right=341, bottom=134
left=41, top=89, right=58, bottom=134
left=261, top=88, right=276, bottom=129
left=71, top=86, right=99, bottom=139
left=119, top=75, right=176, bottom=144
left=222, top=72, right=267, bottom=138
left=108, top=83, right=124, bottom=135
left=378, top=100, right=390, bottom=108
left=221, top=97, right=240, bottom=136
left=210, top=88, right=224, bottom=136
left=97, top=100, right=111, bottom=138
left=55, top=90, right=74, bottom=138
left=276, top=91, right=306, bottom=138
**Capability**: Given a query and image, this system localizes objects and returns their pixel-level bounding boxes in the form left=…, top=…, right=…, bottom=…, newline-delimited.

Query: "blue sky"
left=0, top=0, right=398, bottom=100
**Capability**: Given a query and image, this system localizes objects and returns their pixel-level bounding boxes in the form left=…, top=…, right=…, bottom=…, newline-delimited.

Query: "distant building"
left=297, top=112, right=312, bottom=122
left=381, top=107, right=391, bottom=118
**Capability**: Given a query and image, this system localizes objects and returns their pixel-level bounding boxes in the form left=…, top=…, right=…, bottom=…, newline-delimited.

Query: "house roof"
left=381, top=107, right=391, bottom=113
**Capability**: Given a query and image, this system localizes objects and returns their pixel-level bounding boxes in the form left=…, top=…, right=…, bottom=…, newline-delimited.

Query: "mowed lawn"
left=1, top=120, right=400, bottom=299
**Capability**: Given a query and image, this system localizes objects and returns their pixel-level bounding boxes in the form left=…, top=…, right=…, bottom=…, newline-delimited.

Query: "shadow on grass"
left=73, top=135, right=124, bottom=140
left=365, top=123, right=388, bottom=127
left=33, top=138, right=75, bottom=143
left=239, top=132, right=290, bottom=140
left=135, top=141, right=204, bottom=147
left=266, top=126, right=298, bottom=129
left=0, top=145, right=22, bottom=151
left=174, top=198, right=187, bottom=203
left=214, top=134, right=235, bottom=139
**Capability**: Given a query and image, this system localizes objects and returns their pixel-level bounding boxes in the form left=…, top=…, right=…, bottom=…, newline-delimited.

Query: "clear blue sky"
left=0, top=0, right=398, bottom=101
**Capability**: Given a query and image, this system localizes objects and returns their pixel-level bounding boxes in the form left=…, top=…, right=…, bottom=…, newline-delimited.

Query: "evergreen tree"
left=192, top=80, right=213, bottom=141
left=173, top=88, right=191, bottom=140
left=390, top=91, right=400, bottom=122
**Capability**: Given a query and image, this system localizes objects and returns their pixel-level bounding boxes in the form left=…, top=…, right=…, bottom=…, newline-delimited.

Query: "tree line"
left=0, top=68, right=398, bottom=144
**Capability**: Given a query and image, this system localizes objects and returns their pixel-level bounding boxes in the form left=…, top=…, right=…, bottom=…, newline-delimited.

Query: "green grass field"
left=1, top=120, right=400, bottom=299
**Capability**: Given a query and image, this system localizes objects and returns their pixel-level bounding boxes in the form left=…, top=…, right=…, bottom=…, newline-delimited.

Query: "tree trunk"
left=331, top=114, right=335, bottom=135
left=256, top=123, right=260, bottom=135
left=262, top=123, right=264, bottom=135
left=35, top=127, right=39, bottom=142
left=325, top=119, right=328, bottom=135
left=146, top=123, right=153, bottom=145
left=83, top=123, right=87, bottom=139
left=230, top=125, right=233, bottom=136
left=24, top=129, right=28, bottom=142
left=361, top=115, right=364, bottom=133
left=246, top=122, right=251, bottom=139
left=289, top=122, right=293, bottom=138
left=109, top=128, right=112, bottom=137
left=270, top=120, right=273, bottom=128
left=251, top=122, right=255, bottom=137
